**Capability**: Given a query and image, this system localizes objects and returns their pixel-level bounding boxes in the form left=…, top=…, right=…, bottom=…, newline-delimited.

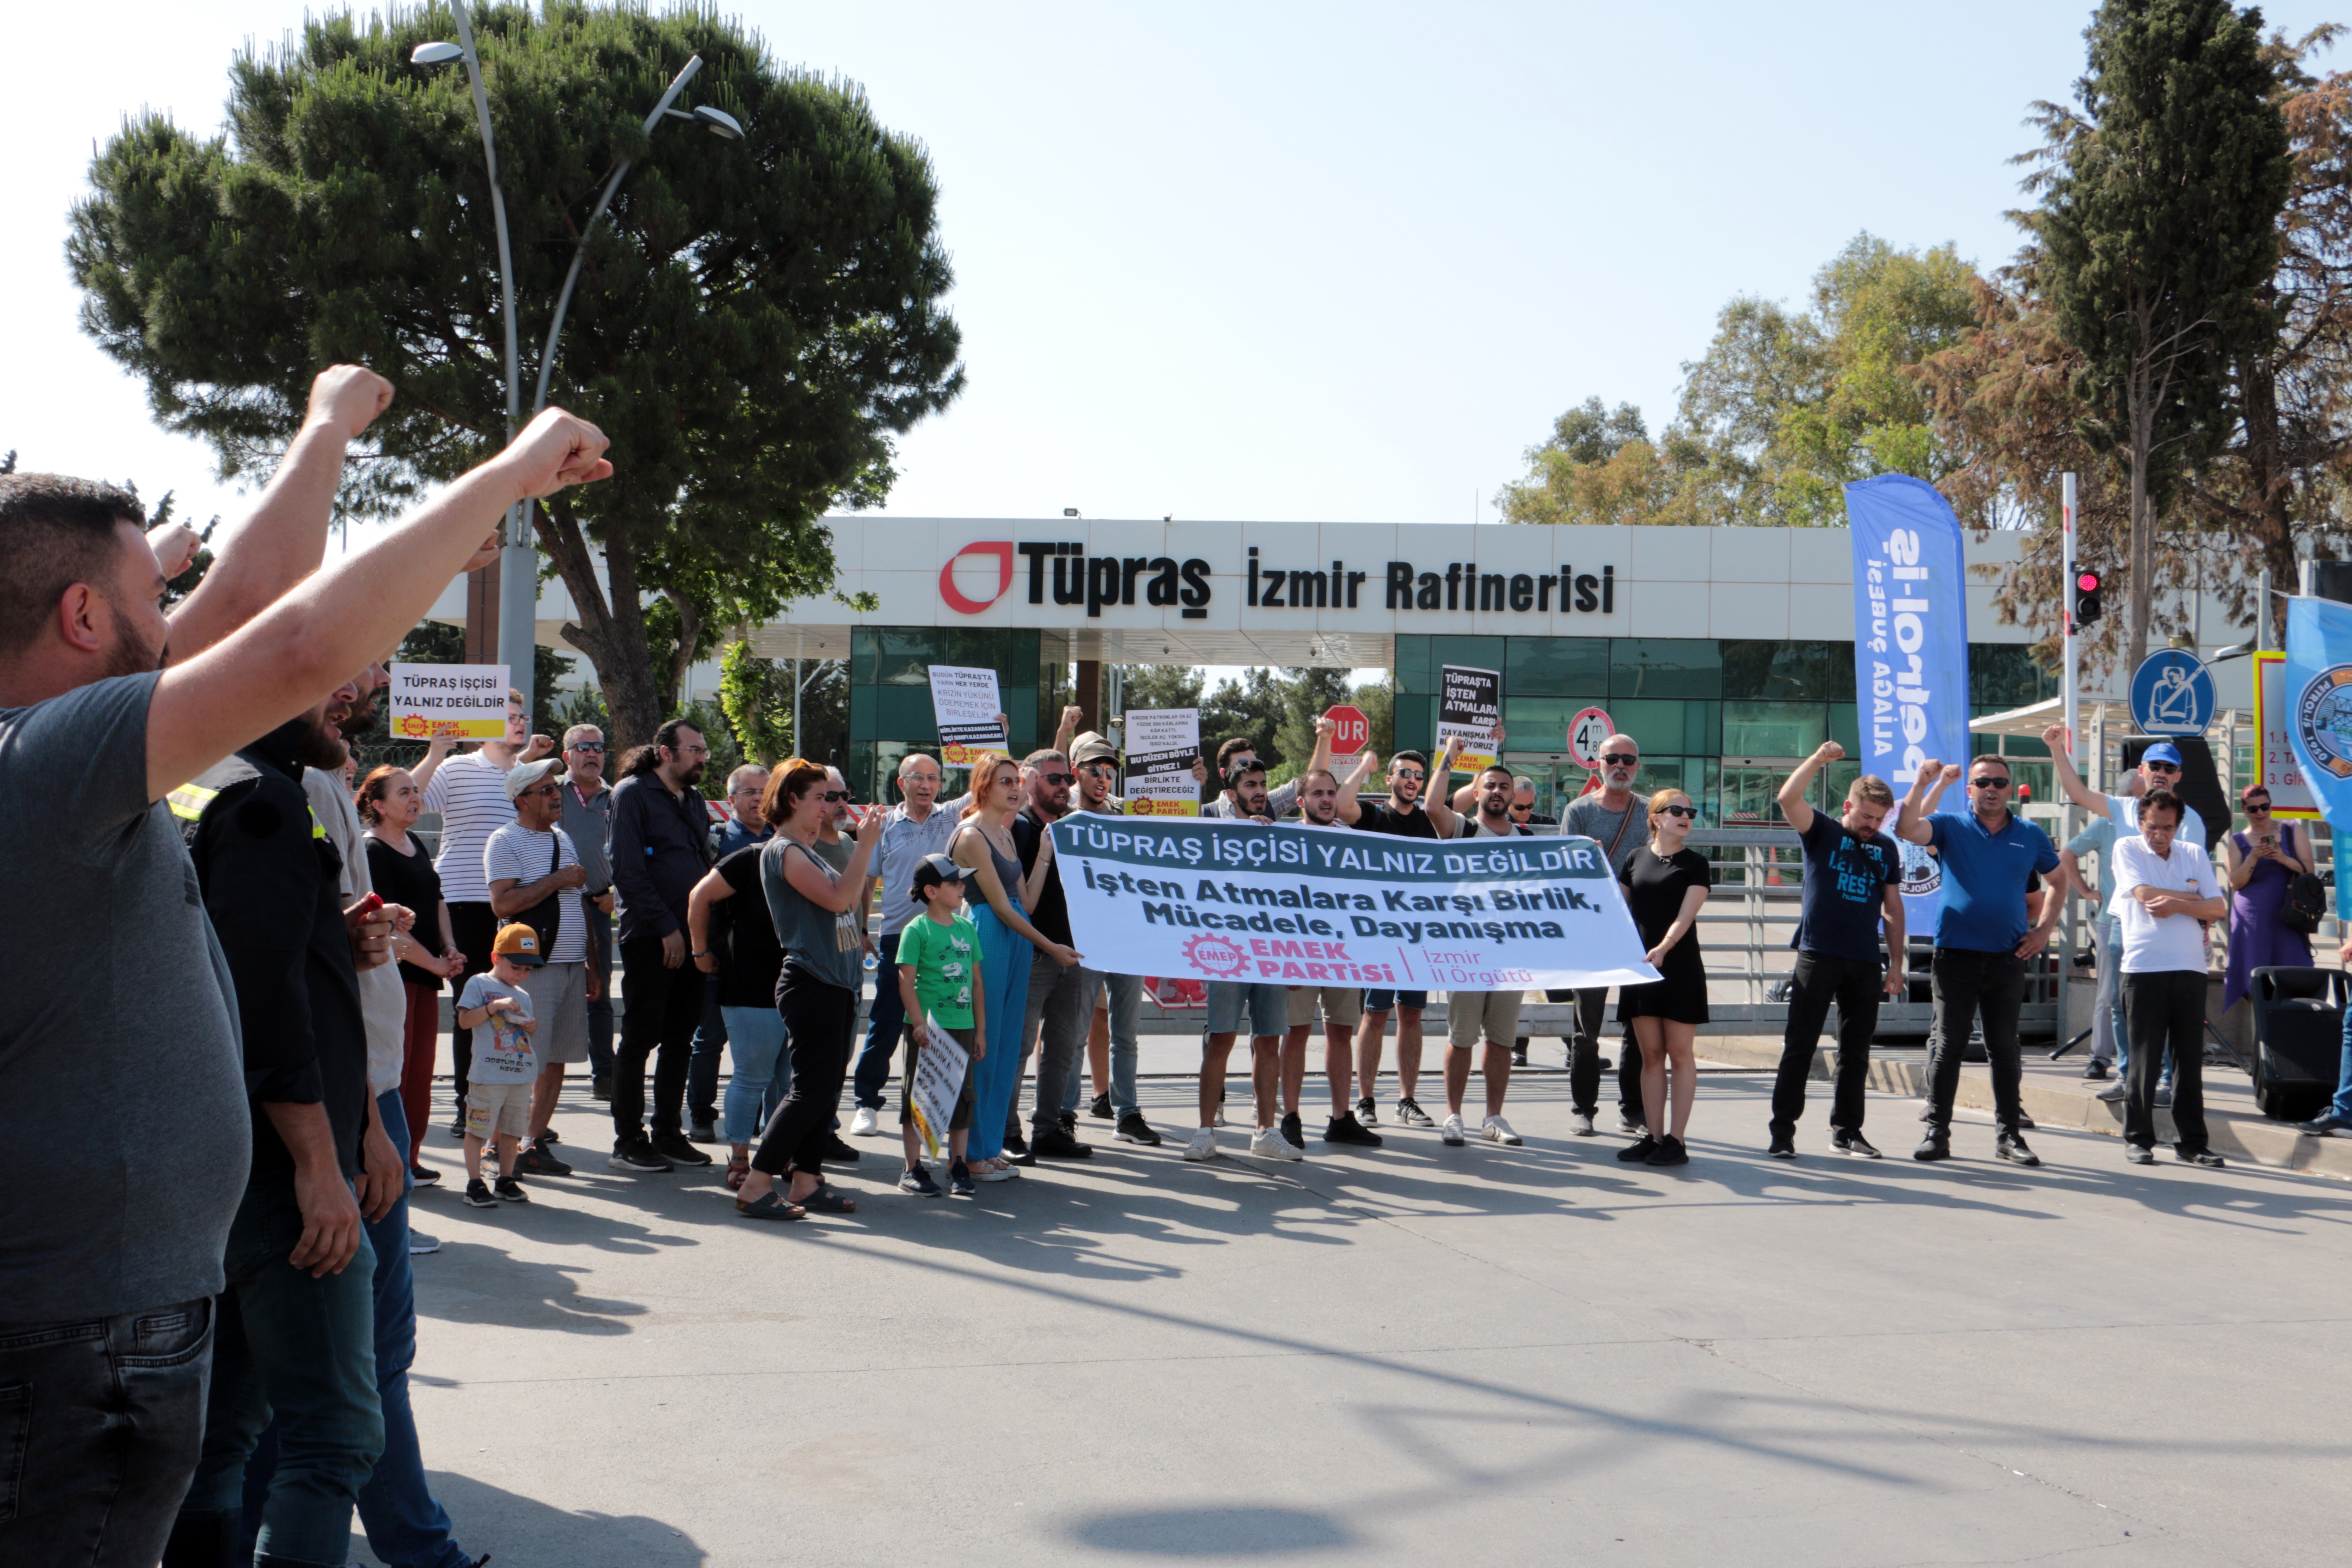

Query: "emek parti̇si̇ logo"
left=2294, top=664, right=2352, bottom=780
left=1181, top=933, right=1252, bottom=980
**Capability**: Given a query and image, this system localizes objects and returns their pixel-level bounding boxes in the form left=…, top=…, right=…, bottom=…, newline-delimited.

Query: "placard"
left=928, top=665, right=1007, bottom=767
left=905, top=1012, right=972, bottom=1159
left=2254, top=651, right=2320, bottom=818
left=1436, top=665, right=1501, bottom=772
left=1124, top=707, right=1202, bottom=818
left=389, top=662, right=510, bottom=740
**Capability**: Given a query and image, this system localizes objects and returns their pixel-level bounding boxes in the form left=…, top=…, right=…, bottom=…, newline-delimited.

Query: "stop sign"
left=1324, top=704, right=1369, bottom=756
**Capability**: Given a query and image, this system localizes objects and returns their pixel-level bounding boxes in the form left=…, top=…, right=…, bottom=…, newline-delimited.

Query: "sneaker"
left=1323, top=1111, right=1384, bottom=1147
left=899, top=1164, right=942, bottom=1196
left=1031, top=1127, right=1095, bottom=1160
left=1995, top=1134, right=2041, bottom=1167
left=516, top=1142, right=572, bottom=1177
left=448, top=1115, right=467, bottom=1142
left=537, top=1127, right=560, bottom=1145
left=462, top=1179, right=496, bottom=1208
left=2176, top=1148, right=2226, bottom=1168
left=818, top=1134, right=862, bottom=1164
left=1280, top=1110, right=1304, bottom=1150
left=409, top=1231, right=441, bottom=1256
left=2082, top=1059, right=2111, bottom=1081
left=1115, top=1113, right=1163, bottom=1146
left=1481, top=1116, right=1522, bottom=1146
left=2153, top=1086, right=2173, bottom=1108
left=409, top=1164, right=442, bottom=1186
left=949, top=1161, right=977, bottom=1197
left=2299, top=1112, right=2352, bottom=1136
left=1617, top=1111, right=1645, bottom=1136
left=1183, top=1127, right=1219, bottom=1162
left=689, top=1120, right=717, bottom=1143
left=1396, top=1097, right=1436, bottom=1129
left=608, top=1141, right=674, bottom=1173
left=1569, top=1112, right=1596, bottom=1136
left=493, top=1176, right=529, bottom=1203
left=1004, top=1129, right=1032, bottom=1156
left=2017, top=1112, right=2037, bottom=1131
left=1913, top=1132, right=1951, bottom=1162
left=2125, top=1144, right=2155, bottom=1164
left=849, top=1106, right=881, bottom=1138
left=591, top=1075, right=612, bottom=1102
left=1249, top=1125, right=1304, bottom=1161
left=1089, top=1092, right=1114, bottom=1121
left=1767, top=1135, right=1796, bottom=1159
left=1616, top=1135, right=1660, bottom=1162
left=2096, top=1082, right=2128, bottom=1103
left=1831, top=1131, right=1881, bottom=1160
left=1440, top=1113, right=1467, bottom=1147
left=1645, top=1134, right=1690, bottom=1167
left=1356, top=1096, right=1378, bottom=1126
left=651, top=1130, right=712, bottom=1167
left=1511, top=1043, right=1528, bottom=1067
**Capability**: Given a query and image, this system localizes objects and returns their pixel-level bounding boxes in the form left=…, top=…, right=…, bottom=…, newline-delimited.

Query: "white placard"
left=906, top=1013, right=972, bottom=1158
left=389, top=663, right=510, bottom=741
left=1124, top=707, right=1201, bottom=817
left=928, top=665, right=1006, bottom=766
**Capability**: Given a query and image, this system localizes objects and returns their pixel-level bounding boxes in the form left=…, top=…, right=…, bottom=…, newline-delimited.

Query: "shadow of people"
left=348, top=1472, right=708, bottom=1568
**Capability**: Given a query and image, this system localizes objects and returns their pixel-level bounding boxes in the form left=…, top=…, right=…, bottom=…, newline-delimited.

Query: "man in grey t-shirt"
left=1558, top=734, right=1651, bottom=1136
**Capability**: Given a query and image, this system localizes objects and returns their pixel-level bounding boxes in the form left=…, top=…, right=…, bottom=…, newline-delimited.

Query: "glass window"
left=1393, top=695, right=1437, bottom=756
left=1610, top=639, right=1721, bottom=699
left=1506, top=637, right=1610, bottom=696
left=1821, top=644, right=1858, bottom=703
left=1603, top=699, right=1684, bottom=761
left=1721, top=640, right=1833, bottom=702
left=1395, top=636, right=1432, bottom=694
left=1639, top=758, right=1721, bottom=827
left=1829, top=703, right=1861, bottom=756
left=873, top=685, right=937, bottom=743
left=1502, top=696, right=1606, bottom=747
left=1723, top=701, right=1828, bottom=757
left=1430, top=636, right=1507, bottom=685
left=1969, top=643, right=2058, bottom=710
left=850, top=627, right=880, bottom=687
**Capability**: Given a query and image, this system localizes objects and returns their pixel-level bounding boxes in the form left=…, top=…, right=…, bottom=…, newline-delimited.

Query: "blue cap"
left=2141, top=741, right=2184, bottom=767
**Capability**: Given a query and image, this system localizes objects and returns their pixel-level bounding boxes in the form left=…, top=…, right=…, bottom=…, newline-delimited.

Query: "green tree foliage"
left=70, top=3, right=962, bottom=750
left=2037, top=0, right=2293, bottom=669
left=1272, top=666, right=1356, bottom=779
left=1198, top=669, right=1291, bottom=768
left=717, top=640, right=793, bottom=766
left=1114, top=665, right=1207, bottom=714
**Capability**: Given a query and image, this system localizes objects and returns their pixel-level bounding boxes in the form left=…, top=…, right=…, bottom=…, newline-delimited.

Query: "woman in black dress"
left=1616, top=788, right=1712, bottom=1167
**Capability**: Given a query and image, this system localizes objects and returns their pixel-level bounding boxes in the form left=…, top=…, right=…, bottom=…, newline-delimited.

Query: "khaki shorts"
left=1286, top=985, right=1363, bottom=1030
left=464, top=1079, right=533, bottom=1140
left=1445, top=990, right=1525, bottom=1050
left=517, top=961, right=590, bottom=1066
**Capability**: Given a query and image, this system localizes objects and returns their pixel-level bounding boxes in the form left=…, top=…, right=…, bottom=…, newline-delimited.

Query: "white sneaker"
left=1440, top=1113, right=1466, bottom=1146
left=1250, top=1126, right=1304, bottom=1161
left=1568, top=1112, right=1596, bottom=1137
left=849, top=1106, right=881, bottom=1138
left=1482, top=1116, right=1522, bottom=1146
left=1184, top=1127, right=1219, bottom=1162
left=408, top=1231, right=441, bottom=1256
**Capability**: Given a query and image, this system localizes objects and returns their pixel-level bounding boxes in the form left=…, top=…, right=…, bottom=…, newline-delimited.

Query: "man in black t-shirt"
left=1767, top=742, right=1906, bottom=1158
left=1013, top=749, right=1094, bottom=1160
left=1335, top=738, right=1465, bottom=1127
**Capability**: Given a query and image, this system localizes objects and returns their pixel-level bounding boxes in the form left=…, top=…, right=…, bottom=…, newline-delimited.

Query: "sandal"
left=795, top=1185, right=858, bottom=1215
left=734, top=1191, right=803, bottom=1222
left=726, top=1156, right=750, bottom=1191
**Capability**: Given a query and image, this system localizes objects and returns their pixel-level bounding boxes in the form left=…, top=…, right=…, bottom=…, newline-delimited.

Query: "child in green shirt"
left=896, top=854, right=985, bottom=1197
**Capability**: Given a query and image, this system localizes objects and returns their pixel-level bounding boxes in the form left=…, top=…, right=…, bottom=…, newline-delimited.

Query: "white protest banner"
left=1437, top=665, right=1501, bottom=772
left=1048, top=816, right=1658, bottom=992
left=928, top=665, right=1007, bottom=766
left=906, top=1013, right=971, bottom=1159
left=389, top=663, right=511, bottom=741
left=1124, top=707, right=1201, bottom=817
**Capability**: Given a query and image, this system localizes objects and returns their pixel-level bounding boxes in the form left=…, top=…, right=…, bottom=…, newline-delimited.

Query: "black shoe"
left=463, top=1178, right=497, bottom=1208
left=1356, top=1096, right=1378, bottom=1127
left=1616, top=1135, right=1660, bottom=1163
left=1115, top=1113, right=1163, bottom=1146
left=1323, top=1111, right=1384, bottom=1147
left=2176, top=1148, right=2226, bottom=1168
left=1060, top=1108, right=1078, bottom=1134
left=899, top=1164, right=942, bottom=1196
left=949, top=1161, right=977, bottom=1197
left=537, top=1127, right=561, bottom=1145
left=1004, top=1130, right=1030, bottom=1157
left=689, top=1120, right=718, bottom=1143
left=1832, top=1130, right=1881, bottom=1160
left=1511, top=1043, right=1528, bottom=1067
left=1280, top=1110, right=1304, bottom=1149
left=590, top=1075, right=612, bottom=1102
left=1089, top=1092, right=1113, bottom=1121
left=818, top=1133, right=862, bottom=1164
left=651, top=1130, right=713, bottom=1167
left=516, top=1142, right=573, bottom=1177
left=1008, top=1147, right=1038, bottom=1166
left=2082, top=1060, right=2111, bottom=1081
left=493, top=1176, right=530, bottom=1203
left=1995, top=1134, right=2041, bottom=1167
left=2125, top=1144, right=2155, bottom=1164
left=1032, top=1127, right=1095, bottom=1159
left=2017, top=1112, right=2037, bottom=1131
left=448, top=1115, right=468, bottom=1142
left=607, top=1141, right=673, bottom=1173
left=1617, top=1111, right=1645, bottom=1136
left=1645, top=1135, right=1689, bottom=1167
left=1914, top=1132, right=1951, bottom=1162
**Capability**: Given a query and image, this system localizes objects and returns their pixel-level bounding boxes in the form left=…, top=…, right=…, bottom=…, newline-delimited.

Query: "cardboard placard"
left=928, top=665, right=1007, bottom=767
left=389, top=663, right=510, bottom=741
left=1436, top=665, right=1501, bottom=772
left=905, top=1012, right=972, bottom=1159
left=1123, top=707, right=1201, bottom=817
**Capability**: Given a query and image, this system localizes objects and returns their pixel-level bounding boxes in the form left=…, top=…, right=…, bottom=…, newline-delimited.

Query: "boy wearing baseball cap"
left=453, top=923, right=544, bottom=1207
left=895, top=854, right=984, bottom=1197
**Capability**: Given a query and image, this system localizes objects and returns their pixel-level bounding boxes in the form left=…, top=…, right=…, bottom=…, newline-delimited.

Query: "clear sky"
left=5, top=1, right=2341, bottom=546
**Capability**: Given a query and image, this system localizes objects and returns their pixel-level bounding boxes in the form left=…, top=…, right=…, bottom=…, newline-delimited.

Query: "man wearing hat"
left=484, top=756, right=596, bottom=1171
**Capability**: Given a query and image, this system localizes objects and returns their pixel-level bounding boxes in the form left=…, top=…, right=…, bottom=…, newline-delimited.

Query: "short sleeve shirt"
left=456, top=974, right=538, bottom=1082
left=2065, top=815, right=2120, bottom=908
left=422, top=750, right=513, bottom=904
left=1561, top=796, right=1645, bottom=877
left=484, top=821, right=585, bottom=963
left=1924, top=810, right=2061, bottom=952
left=2108, top=835, right=2221, bottom=974
left=897, top=912, right=980, bottom=1028
left=713, top=846, right=784, bottom=1009
left=1795, top=812, right=1902, bottom=962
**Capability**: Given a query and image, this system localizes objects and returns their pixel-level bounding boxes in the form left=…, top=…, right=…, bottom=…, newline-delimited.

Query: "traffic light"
left=2071, top=568, right=2103, bottom=630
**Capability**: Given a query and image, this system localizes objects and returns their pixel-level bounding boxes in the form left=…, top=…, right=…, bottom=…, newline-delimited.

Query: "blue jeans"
left=586, top=903, right=615, bottom=1079
left=177, top=1178, right=383, bottom=1566
left=851, top=932, right=907, bottom=1109
left=688, top=979, right=728, bottom=1125
left=1070, top=970, right=1141, bottom=1119
left=722, top=1005, right=794, bottom=1145
left=239, top=1093, right=472, bottom=1568
left=1205, top=981, right=1289, bottom=1037
left=2333, top=1005, right=2352, bottom=1121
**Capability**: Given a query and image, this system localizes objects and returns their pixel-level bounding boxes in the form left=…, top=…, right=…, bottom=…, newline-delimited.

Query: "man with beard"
left=606, top=719, right=718, bottom=1172
left=1191, top=760, right=1302, bottom=1162
left=1011, top=748, right=1096, bottom=1160
left=1335, top=735, right=1466, bottom=1128
left=1287, top=758, right=1383, bottom=1148
left=1559, top=735, right=1651, bottom=1137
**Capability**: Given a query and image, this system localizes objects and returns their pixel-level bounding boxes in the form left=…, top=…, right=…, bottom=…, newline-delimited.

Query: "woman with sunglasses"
left=1615, top=790, right=1712, bottom=1167
left=2220, top=783, right=2315, bottom=1014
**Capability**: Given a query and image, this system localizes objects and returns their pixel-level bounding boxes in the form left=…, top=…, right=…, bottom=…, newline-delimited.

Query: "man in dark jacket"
left=606, top=719, right=716, bottom=1171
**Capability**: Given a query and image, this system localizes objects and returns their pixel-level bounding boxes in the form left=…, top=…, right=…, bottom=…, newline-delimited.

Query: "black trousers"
left=752, top=972, right=859, bottom=1179
left=1770, top=952, right=1882, bottom=1139
left=1923, top=947, right=2027, bottom=1135
left=2122, top=970, right=2211, bottom=1153
left=610, top=936, right=706, bottom=1146
left=445, top=901, right=498, bottom=1105
left=1570, top=986, right=1642, bottom=1120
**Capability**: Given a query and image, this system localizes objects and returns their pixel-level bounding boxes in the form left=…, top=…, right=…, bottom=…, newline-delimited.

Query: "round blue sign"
left=2129, top=649, right=2215, bottom=737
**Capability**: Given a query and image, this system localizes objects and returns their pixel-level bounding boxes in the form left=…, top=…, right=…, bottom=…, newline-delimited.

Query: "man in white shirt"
left=2042, top=724, right=2206, bottom=851
left=2109, top=790, right=2226, bottom=1169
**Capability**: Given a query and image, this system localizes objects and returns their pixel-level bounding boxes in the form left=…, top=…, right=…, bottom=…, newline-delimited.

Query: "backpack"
left=2283, top=871, right=2328, bottom=936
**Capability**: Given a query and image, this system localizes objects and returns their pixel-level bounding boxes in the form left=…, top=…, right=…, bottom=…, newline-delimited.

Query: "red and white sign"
left=1323, top=704, right=1369, bottom=756
left=1567, top=707, right=1615, bottom=769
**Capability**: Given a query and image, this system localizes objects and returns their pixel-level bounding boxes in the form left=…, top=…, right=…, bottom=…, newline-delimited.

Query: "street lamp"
left=411, top=18, right=739, bottom=720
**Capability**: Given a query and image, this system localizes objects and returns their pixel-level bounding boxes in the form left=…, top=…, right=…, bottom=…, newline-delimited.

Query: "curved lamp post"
left=412, top=14, right=738, bottom=719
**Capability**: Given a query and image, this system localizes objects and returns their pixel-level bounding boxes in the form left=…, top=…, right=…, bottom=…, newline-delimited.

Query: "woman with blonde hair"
left=952, top=753, right=1081, bottom=1181
left=1615, top=787, right=1712, bottom=1167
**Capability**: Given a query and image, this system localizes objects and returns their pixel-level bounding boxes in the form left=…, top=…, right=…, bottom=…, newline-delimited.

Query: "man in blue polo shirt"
left=1894, top=753, right=2061, bottom=1166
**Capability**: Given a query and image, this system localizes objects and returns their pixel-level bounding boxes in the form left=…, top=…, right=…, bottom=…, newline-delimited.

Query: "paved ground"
left=385, top=1067, right=2352, bottom=1568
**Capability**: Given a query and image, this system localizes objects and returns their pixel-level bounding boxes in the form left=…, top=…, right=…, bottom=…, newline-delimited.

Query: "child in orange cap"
left=453, top=923, right=543, bottom=1207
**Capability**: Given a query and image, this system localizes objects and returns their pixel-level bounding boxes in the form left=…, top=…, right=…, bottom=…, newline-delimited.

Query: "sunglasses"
left=2144, top=762, right=2181, bottom=774
left=523, top=783, right=562, bottom=799
left=1078, top=762, right=1116, bottom=775
left=1600, top=752, right=1638, bottom=766
left=1970, top=776, right=2012, bottom=789
left=2245, top=799, right=2272, bottom=813
left=1392, top=768, right=1425, bottom=781
left=1036, top=772, right=1076, bottom=787
left=1657, top=803, right=1697, bottom=819
left=820, top=790, right=849, bottom=802
left=567, top=741, right=605, bottom=753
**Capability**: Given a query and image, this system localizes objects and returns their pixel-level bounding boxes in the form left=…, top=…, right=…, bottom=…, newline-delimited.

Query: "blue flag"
left=2285, top=595, right=2352, bottom=905
left=1846, top=474, right=1972, bottom=925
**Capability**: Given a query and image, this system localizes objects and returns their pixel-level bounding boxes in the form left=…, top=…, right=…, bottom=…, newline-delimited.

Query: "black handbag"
left=2283, top=870, right=2327, bottom=936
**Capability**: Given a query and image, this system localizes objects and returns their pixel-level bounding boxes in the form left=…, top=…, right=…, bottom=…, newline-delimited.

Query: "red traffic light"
left=2076, top=570, right=2101, bottom=592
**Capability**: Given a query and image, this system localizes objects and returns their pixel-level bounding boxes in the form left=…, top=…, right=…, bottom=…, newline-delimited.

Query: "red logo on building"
left=939, top=541, right=1015, bottom=613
